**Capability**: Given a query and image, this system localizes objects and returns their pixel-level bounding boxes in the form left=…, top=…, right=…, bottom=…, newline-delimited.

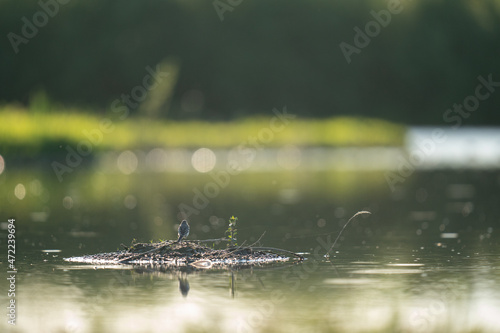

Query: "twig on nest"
left=194, top=238, right=230, bottom=243
left=245, top=246, right=304, bottom=260
left=325, top=210, right=371, bottom=257
left=118, top=242, right=171, bottom=263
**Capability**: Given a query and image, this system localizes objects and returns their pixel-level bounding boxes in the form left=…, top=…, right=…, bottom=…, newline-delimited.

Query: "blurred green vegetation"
left=0, top=106, right=404, bottom=155
left=1, top=168, right=392, bottom=237
left=5, top=168, right=497, bottom=247
left=1, top=0, right=499, bottom=124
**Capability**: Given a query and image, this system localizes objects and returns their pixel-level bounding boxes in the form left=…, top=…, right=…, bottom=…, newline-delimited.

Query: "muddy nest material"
left=64, top=241, right=302, bottom=268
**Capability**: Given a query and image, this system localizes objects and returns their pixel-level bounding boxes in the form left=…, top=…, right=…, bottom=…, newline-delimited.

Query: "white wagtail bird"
left=177, top=220, right=190, bottom=243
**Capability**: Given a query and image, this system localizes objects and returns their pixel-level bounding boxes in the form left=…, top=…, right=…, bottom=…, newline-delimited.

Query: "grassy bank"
left=0, top=106, right=405, bottom=155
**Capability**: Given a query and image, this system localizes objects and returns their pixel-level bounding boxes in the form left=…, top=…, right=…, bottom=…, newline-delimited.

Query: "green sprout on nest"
left=225, top=216, right=238, bottom=247
left=123, top=238, right=138, bottom=251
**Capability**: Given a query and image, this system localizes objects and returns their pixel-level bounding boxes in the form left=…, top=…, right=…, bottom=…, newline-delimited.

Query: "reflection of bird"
left=177, top=220, right=190, bottom=243
left=178, top=276, right=190, bottom=298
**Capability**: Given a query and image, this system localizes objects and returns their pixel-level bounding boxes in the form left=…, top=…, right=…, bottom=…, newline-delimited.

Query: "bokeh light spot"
left=146, top=148, right=168, bottom=172
left=14, top=183, right=26, bottom=200
left=227, top=148, right=253, bottom=171
left=0, top=155, right=5, bottom=175
left=30, top=179, right=43, bottom=196
left=191, top=148, right=216, bottom=173
left=317, top=218, right=326, bottom=228
left=279, top=188, right=300, bottom=204
left=154, top=216, right=163, bottom=226
left=117, top=150, right=138, bottom=175
left=124, top=195, right=137, bottom=209
left=63, top=196, right=74, bottom=209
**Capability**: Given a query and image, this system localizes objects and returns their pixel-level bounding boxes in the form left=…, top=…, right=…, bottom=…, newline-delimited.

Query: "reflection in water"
left=2, top=242, right=500, bottom=333
left=406, top=127, right=500, bottom=168
left=178, top=275, right=190, bottom=298
left=230, top=271, right=235, bottom=299
left=0, top=165, right=499, bottom=332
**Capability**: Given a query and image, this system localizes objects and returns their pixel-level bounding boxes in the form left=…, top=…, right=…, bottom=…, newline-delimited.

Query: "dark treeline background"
left=1, top=0, right=499, bottom=124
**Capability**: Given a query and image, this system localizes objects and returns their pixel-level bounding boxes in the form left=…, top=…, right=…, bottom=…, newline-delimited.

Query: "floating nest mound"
left=64, top=240, right=303, bottom=268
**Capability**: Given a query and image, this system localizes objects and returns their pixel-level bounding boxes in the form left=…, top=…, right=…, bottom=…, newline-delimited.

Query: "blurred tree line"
left=1, top=0, right=499, bottom=124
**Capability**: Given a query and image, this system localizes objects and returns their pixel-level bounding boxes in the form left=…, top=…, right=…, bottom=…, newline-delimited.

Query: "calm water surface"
left=1, top=169, right=499, bottom=332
